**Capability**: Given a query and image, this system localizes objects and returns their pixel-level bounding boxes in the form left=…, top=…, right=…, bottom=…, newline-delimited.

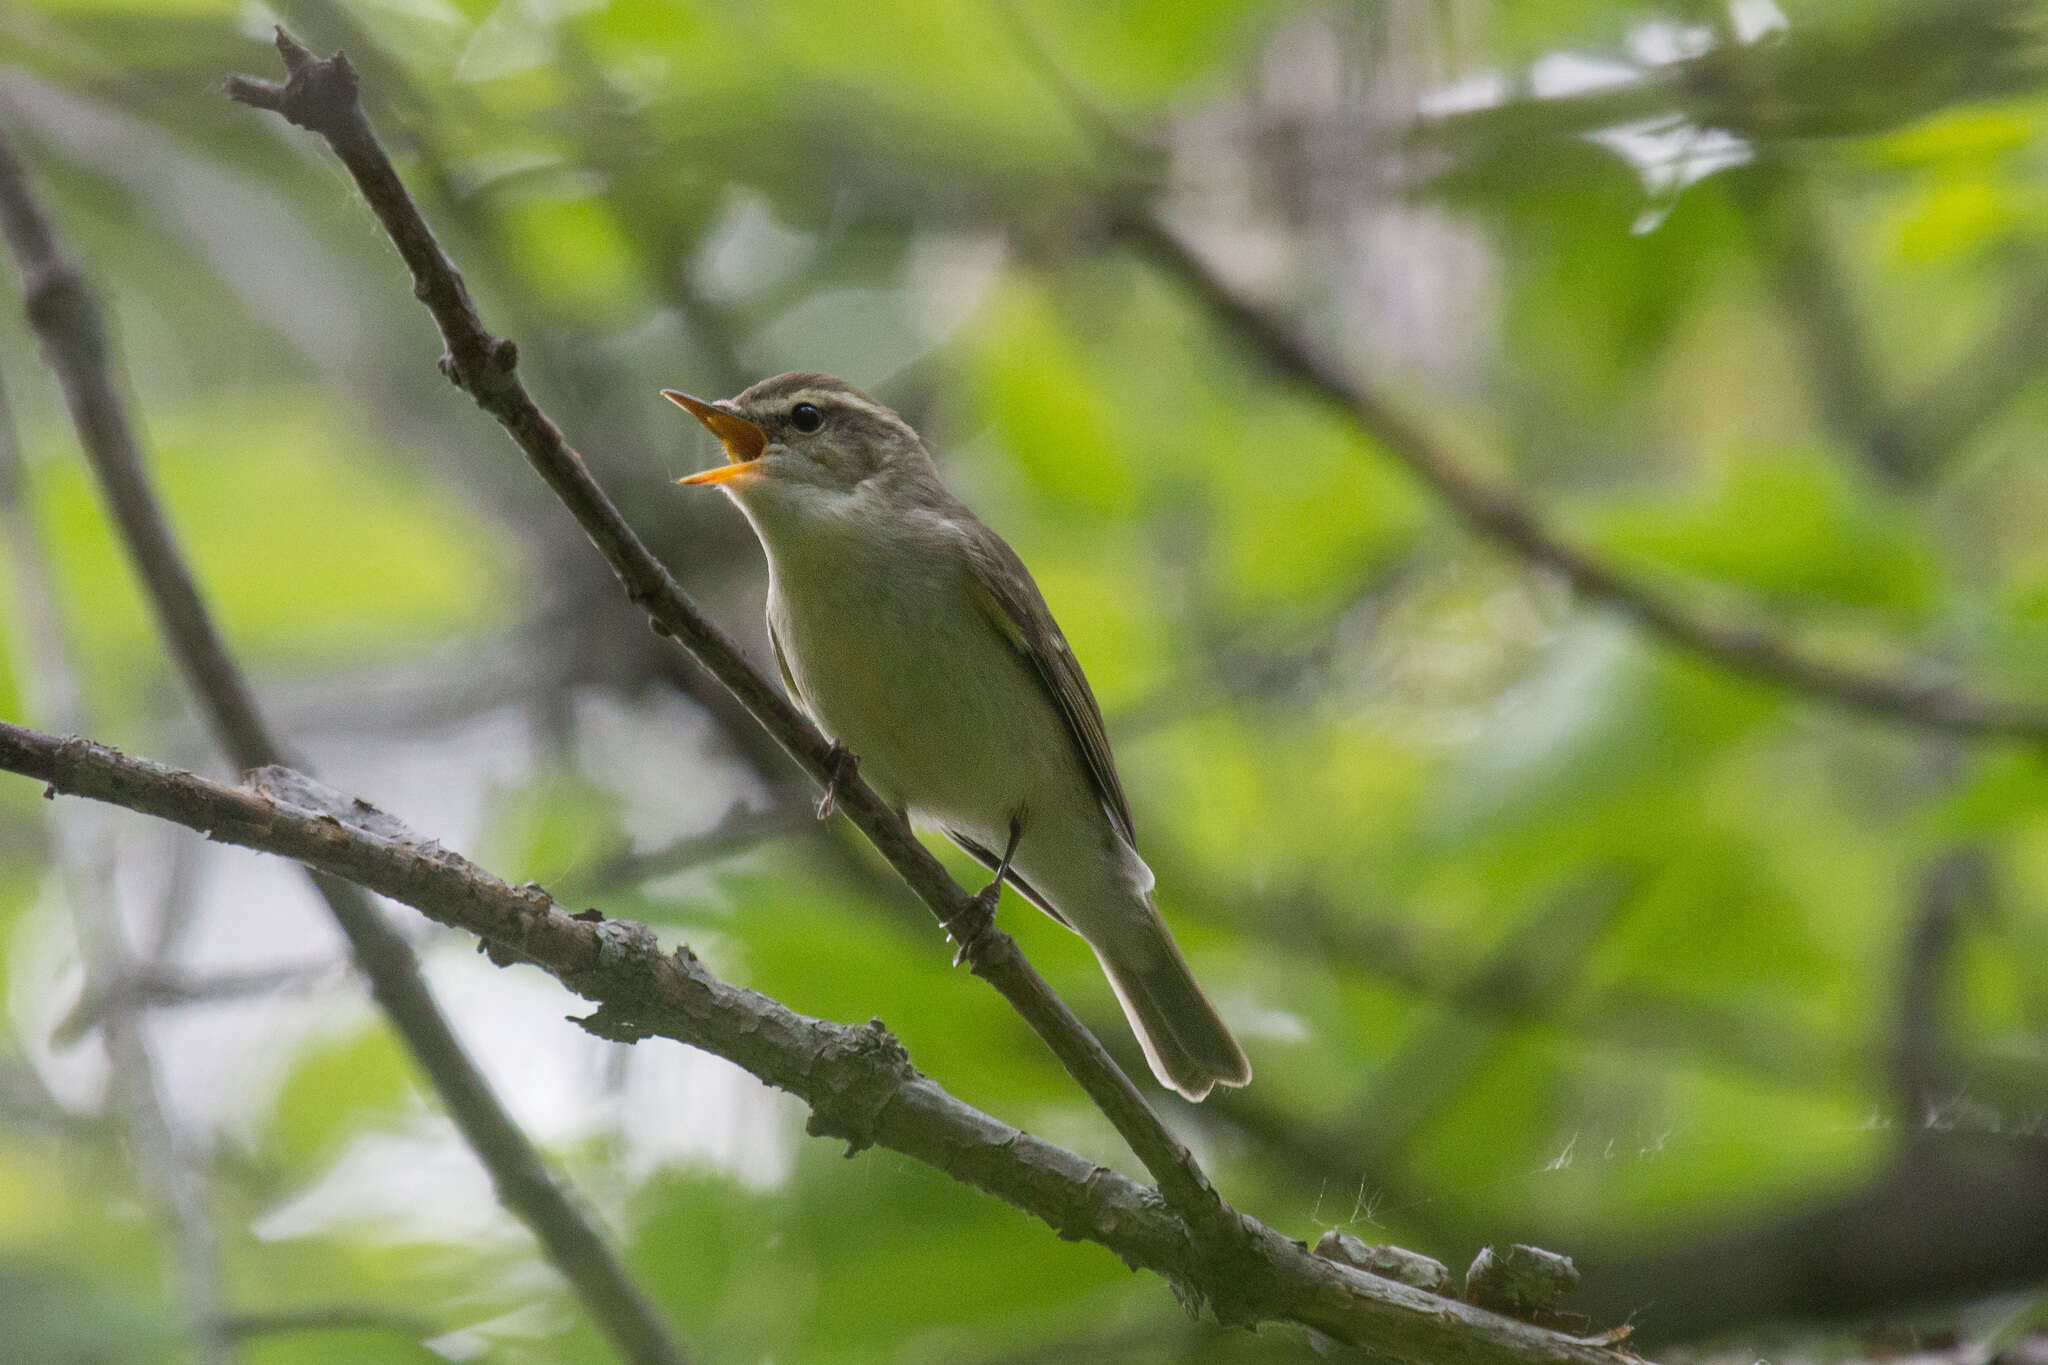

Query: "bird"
left=664, top=372, right=1251, bottom=1101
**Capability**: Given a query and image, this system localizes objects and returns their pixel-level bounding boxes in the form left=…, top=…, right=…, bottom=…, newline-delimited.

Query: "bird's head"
left=664, top=373, right=929, bottom=508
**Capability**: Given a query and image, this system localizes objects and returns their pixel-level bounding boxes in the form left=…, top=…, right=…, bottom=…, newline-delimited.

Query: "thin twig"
left=212, top=1305, right=437, bottom=1348
left=1735, top=172, right=1909, bottom=483
left=1889, top=264, right=2048, bottom=478
left=1733, top=169, right=2048, bottom=487
left=1329, top=870, right=1637, bottom=1176
left=0, top=366, right=234, bottom=1364
left=1121, top=212, right=2048, bottom=745
left=54, top=957, right=354, bottom=1046
left=225, top=30, right=1224, bottom=1233
left=1894, top=847, right=1989, bottom=1130
left=0, top=121, right=692, bottom=1365
left=0, top=719, right=1650, bottom=1365
left=558, top=800, right=815, bottom=897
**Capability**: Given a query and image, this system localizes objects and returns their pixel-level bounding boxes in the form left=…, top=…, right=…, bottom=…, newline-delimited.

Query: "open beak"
left=663, top=390, right=768, bottom=485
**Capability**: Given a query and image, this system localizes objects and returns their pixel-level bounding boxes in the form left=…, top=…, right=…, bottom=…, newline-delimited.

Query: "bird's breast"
left=760, top=514, right=1057, bottom=826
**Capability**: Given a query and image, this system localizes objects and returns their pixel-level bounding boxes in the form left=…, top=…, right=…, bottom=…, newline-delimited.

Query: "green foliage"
left=270, top=1028, right=416, bottom=1169
left=20, top=392, right=508, bottom=702
left=2, top=0, right=2047, bottom=1360
left=1586, top=445, right=1942, bottom=617
left=0, top=1262, right=181, bottom=1364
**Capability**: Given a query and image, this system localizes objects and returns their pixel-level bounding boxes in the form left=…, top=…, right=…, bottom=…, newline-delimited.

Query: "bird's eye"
left=789, top=402, right=825, bottom=434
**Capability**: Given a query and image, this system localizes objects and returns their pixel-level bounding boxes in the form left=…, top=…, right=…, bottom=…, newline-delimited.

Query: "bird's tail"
left=1090, top=908, right=1251, bottom=1103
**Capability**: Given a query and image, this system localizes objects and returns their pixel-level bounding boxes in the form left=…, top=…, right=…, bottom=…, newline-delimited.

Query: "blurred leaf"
left=1433, top=622, right=1779, bottom=859
left=1874, top=101, right=2045, bottom=165
left=270, top=1027, right=414, bottom=1171
left=1495, top=174, right=1744, bottom=402
left=960, top=275, right=1135, bottom=511
left=700, top=869, right=1062, bottom=1108
left=493, top=191, right=642, bottom=317
left=1584, top=445, right=1942, bottom=618
left=1890, top=172, right=2038, bottom=263
left=31, top=392, right=512, bottom=700
left=482, top=771, right=628, bottom=886
left=0, top=1261, right=178, bottom=1364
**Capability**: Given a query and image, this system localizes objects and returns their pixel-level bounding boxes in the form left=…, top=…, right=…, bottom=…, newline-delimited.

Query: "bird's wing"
left=961, top=522, right=1136, bottom=845
left=943, top=828, right=1070, bottom=928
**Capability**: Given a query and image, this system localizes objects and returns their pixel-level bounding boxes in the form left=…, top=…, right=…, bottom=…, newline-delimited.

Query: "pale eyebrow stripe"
left=784, top=390, right=913, bottom=438
left=788, top=389, right=882, bottom=418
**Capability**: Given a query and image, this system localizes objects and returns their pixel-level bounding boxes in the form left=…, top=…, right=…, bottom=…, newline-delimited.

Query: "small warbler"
left=667, top=373, right=1250, bottom=1101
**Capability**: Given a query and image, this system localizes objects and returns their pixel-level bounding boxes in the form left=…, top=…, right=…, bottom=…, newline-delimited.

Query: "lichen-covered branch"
left=0, top=719, right=1646, bottom=1365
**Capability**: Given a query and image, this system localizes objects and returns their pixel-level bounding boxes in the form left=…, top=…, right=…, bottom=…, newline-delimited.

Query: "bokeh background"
left=3, top=0, right=2048, bottom=1361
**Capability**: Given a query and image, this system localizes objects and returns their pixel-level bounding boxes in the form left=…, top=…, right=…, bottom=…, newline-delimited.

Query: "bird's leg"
left=947, top=816, right=1021, bottom=968
left=815, top=743, right=858, bottom=820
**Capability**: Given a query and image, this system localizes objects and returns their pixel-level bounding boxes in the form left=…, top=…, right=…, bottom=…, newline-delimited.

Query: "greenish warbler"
left=666, top=372, right=1251, bottom=1101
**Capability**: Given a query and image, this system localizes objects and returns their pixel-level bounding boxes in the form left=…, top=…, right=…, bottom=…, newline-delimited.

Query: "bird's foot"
left=944, top=881, right=1002, bottom=969
left=815, top=743, right=858, bottom=820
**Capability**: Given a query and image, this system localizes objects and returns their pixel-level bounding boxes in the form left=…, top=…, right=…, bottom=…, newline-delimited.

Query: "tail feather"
left=1092, top=914, right=1251, bottom=1103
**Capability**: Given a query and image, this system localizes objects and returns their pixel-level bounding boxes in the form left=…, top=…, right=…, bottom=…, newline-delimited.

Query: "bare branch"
left=1740, top=158, right=2048, bottom=488
left=54, top=958, right=354, bottom=1045
left=225, top=30, right=1223, bottom=1233
left=0, top=720, right=1648, bottom=1365
left=1119, top=213, right=2048, bottom=746
left=0, top=120, right=692, bottom=1365
left=558, top=801, right=815, bottom=897
left=1327, top=871, right=1636, bottom=1175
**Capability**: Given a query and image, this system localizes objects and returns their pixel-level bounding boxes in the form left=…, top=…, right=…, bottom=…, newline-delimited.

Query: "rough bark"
left=0, top=720, right=1647, bottom=1365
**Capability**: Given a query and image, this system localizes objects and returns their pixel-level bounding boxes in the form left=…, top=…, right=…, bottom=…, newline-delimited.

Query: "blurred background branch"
left=1121, top=211, right=2048, bottom=744
left=0, top=362, right=233, bottom=1362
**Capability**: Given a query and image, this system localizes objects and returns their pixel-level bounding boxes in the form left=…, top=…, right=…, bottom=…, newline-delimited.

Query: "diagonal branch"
left=1735, top=172, right=1910, bottom=484
left=1002, top=14, right=2048, bottom=739
left=557, top=800, right=815, bottom=899
left=1887, top=263, right=2048, bottom=478
left=0, top=719, right=1647, bottom=1365
left=0, top=121, right=692, bottom=1365
left=223, top=29, right=1222, bottom=1232
left=1740, top=166, right=2048, bottom=488
left=54, top=958, right=355, bottom=1045
left=1119, top=213, right=2048, bottom=746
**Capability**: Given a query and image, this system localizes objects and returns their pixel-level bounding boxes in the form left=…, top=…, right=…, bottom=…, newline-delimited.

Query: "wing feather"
left=961, top=523, right=1137, bottom=846
left=944, top=828, right=1070, bottom=928
left=767, top=614, right=807, bottom=714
